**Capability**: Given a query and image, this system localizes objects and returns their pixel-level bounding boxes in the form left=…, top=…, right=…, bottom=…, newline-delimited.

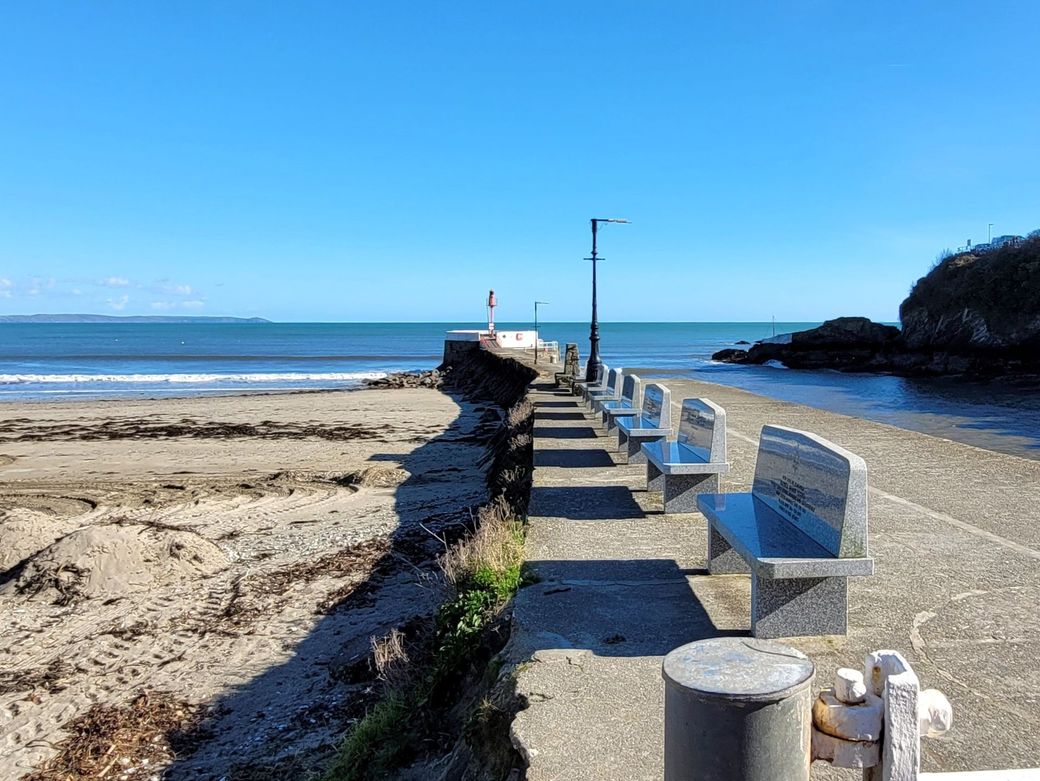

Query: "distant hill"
left=0, top=314, right=271, bottom=324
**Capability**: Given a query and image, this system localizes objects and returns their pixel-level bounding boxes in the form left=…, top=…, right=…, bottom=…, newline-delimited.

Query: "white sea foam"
left=0, top=372, right=388, bottom=385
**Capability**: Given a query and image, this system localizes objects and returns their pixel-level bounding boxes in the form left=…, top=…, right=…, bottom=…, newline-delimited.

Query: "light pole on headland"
left=586, top=218, right=630, bottom=381
left=534, top=301, right=549, bottom=364
left=988, top=223, right=994, bottom=243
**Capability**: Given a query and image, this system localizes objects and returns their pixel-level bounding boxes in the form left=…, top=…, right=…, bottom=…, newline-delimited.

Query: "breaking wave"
left=0, top=372, right=387, bottom=385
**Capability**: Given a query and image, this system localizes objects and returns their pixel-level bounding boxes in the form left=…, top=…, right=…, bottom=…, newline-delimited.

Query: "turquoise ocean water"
left=1, top=321, right=1037, bottom=457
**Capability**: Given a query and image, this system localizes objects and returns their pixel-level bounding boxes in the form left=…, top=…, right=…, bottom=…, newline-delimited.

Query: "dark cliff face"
left=715, top=317, right=900, bottom=371
left=711, top=237, right=1040, bottom=377
left=899, top=237, right=1040, bottom=352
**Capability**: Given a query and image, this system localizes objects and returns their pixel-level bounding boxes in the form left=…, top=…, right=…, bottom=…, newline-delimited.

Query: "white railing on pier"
left=525, top=340, right=560, bottom=363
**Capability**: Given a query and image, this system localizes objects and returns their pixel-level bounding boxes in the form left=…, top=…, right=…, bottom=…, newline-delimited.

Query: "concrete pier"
left=507, top=375, right=1040, bottom=779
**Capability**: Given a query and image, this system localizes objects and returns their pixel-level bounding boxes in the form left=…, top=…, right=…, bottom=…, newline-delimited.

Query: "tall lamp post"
left=534, top=301, right=549, bottom=364
left=586, top=217, right=630, bottom=381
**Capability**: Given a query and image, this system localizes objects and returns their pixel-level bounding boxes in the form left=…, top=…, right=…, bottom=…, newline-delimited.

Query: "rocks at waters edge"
left=788, top=317, right=900, bottom=347
left=365, top=369, right=445, bottom=389
left=713, top=236, right=1040, bottom=377
left=712, top=315, right=1040, bottom=377
left=713, top=316, right=1040, bottom=376
left=713, top=317, right=902, bottom=372
left=712, top=348, right=750, bottom=362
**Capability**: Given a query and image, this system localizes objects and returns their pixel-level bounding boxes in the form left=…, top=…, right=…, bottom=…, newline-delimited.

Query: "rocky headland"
left=714, top=235, right=1040, bottom=377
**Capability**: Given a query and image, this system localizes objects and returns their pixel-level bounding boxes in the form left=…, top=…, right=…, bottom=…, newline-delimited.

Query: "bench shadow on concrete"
left=533, top=449, right=617, bottom=468
left=534, top=411, right=588, bottom=421
left=532, top=425, right=600, bottom=439
left=534, top=400, right=581, bottom=408
left=516, top=558, right=742, bottom=657
left=528, top=485, right=646, bottom=520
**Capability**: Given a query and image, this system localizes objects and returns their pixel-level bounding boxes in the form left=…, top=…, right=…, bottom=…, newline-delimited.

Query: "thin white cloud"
left=150, top=301, right=175, bottom=310
left=106, top=295, right=130, bottom=311
left=152, top=279, right=195, bottom=296
left=27, top=276, right=55, bottom=296
left=0, top=290, right=10, bottom=299
left=0, top=278, right=11, bottom=289
left=101, top=276, right=131, bottom=288
left=181, top=300, right=205, bottom=309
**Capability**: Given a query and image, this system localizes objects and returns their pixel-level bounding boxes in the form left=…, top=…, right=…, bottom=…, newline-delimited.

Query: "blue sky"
left=1, top=2, right=1037, bottom=323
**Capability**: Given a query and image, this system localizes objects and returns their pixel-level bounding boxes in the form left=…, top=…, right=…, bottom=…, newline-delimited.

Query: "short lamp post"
left=586, top=217, right=630, bottom=381
left=534, top=301, right=549, bottom=364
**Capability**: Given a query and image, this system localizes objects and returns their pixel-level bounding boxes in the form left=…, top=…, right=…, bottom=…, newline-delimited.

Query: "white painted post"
left=810, top=648, right=1040, bottom=780
left=863, top=651, right=921, bottom=781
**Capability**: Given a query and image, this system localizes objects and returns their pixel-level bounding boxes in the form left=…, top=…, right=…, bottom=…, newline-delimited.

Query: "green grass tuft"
left=322, top=509, right=527, bottom=781
left=323, top=693, right=414, bottom=781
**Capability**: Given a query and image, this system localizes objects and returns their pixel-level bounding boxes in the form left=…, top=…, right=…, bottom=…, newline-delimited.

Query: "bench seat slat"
left=603, top=403, right=639, bottom=419
left=618, top=415, right=668, bottom=435
left=697, top=493, right=874, bottom=579
left=643, top=441, right=729, bottom=474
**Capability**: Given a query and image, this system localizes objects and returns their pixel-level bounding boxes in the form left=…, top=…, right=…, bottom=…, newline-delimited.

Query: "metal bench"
left=642, top=398, right=730, bottom=513
left=696, top=425, right=874, bottom=639
left=599, top=373, right=642, bottom=431
left=616, top=383, right=671, bottom=464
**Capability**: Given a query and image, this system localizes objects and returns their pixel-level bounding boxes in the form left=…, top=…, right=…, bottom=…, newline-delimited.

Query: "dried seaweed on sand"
left=24, top=690, right=203, bottom=781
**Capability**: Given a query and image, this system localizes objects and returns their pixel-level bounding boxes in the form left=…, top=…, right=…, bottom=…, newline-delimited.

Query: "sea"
left=1, top=321, right=1038, bottom=458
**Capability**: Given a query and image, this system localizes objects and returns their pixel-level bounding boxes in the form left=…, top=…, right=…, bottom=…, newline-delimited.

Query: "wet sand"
left=0, top=388, right=492, bottom=778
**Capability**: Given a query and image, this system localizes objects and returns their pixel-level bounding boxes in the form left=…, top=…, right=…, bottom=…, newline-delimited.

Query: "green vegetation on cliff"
left=900, top=236, right=1040, bottom=351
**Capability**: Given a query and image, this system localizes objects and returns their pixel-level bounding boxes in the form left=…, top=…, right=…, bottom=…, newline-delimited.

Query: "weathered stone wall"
left=443, top=347, right=538, bottom=412
left=442, top=338, right=481, bottom=368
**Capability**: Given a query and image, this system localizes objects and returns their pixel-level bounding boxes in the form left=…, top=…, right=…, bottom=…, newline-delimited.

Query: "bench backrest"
left=620, top=373, right=642, bottom=408
left=677, top=398, right=726, bottom=463
left=751, top=425, right=868, bottom=559
left=603, top=368, right=621, bottom=395
left=641, top=383, right=671, bottom=429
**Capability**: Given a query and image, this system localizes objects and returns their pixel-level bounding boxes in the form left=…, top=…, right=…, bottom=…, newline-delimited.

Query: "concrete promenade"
left=507, top=374, right=1040, bottom=779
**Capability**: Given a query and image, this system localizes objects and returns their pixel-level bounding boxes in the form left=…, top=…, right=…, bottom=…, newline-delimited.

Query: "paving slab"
left=508, top=378, right=1040, bottom=779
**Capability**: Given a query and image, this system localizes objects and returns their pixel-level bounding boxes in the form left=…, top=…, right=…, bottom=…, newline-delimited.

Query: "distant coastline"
left=0, top=314, right=270, bottom=324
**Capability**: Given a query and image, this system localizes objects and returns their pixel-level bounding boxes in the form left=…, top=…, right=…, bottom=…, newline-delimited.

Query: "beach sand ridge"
left=0, top=387, right=490, bottom=778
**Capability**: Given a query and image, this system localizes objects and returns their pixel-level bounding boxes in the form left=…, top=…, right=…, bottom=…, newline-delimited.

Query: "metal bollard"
left=662, top=638, right=816, bottom=781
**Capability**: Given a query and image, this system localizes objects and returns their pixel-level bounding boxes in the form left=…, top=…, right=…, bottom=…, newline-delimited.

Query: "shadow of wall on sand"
left=162, top=387, right=508, bottom=779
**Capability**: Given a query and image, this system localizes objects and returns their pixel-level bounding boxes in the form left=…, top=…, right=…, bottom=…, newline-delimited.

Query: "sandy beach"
left=0, top=387, right=494, bottom=779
